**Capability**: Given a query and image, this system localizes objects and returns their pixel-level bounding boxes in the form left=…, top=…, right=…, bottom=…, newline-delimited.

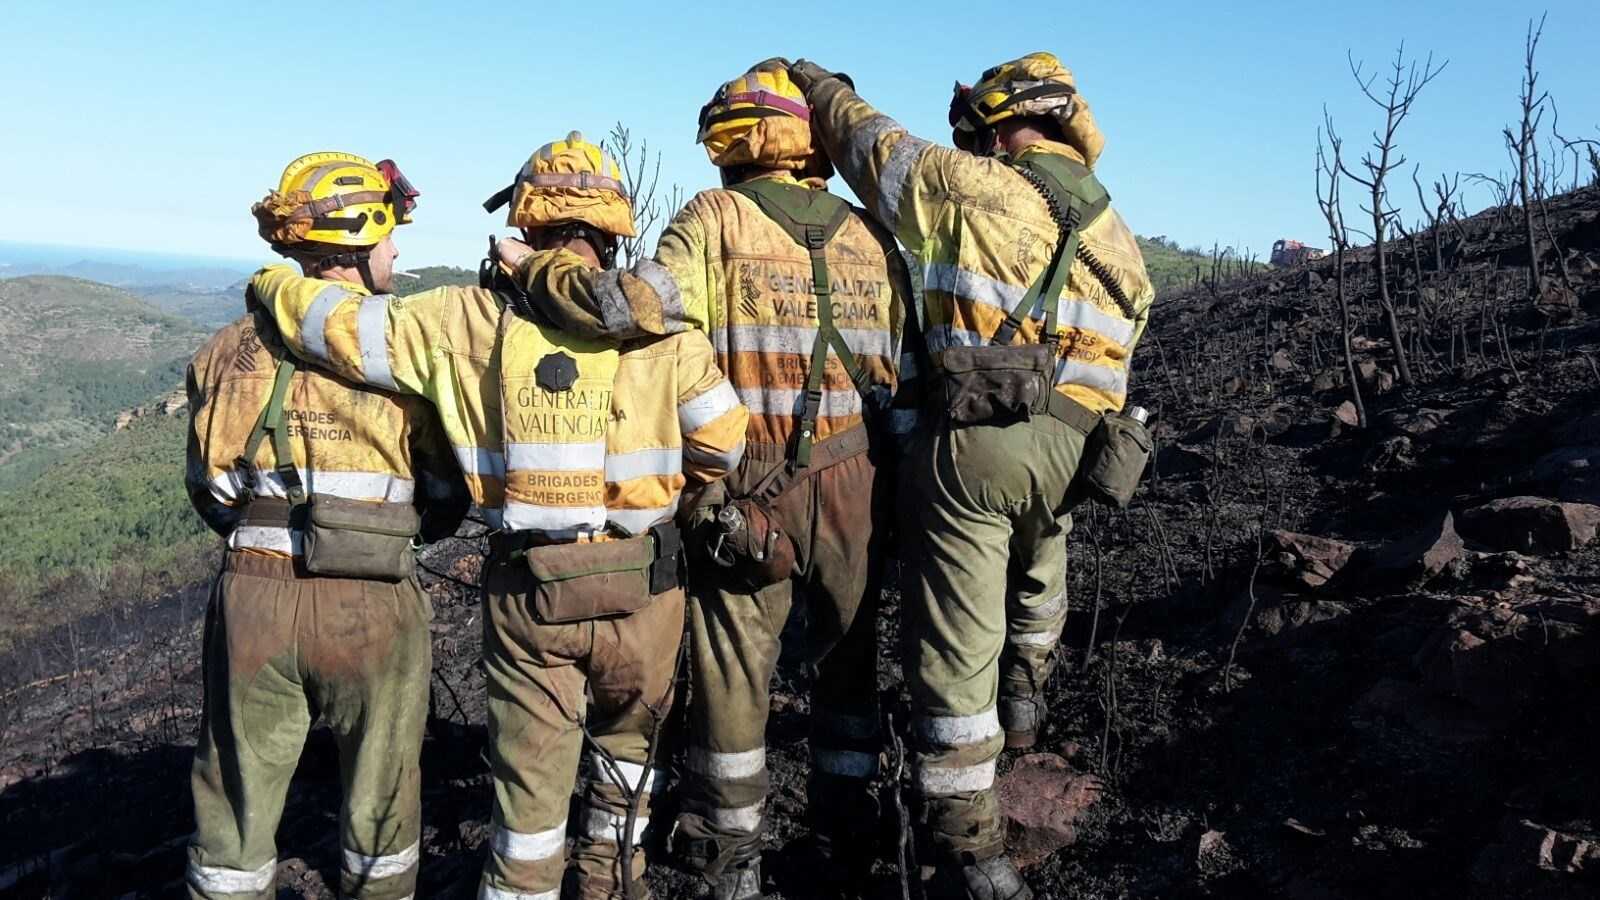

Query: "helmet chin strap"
left=304, top=248, right=380, bottom=293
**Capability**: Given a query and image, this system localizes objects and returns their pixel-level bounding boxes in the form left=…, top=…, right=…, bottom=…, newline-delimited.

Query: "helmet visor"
left=377, top=159, right=419, bottom=223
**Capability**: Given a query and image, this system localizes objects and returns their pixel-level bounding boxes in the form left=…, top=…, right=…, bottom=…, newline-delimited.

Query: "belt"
left=1045, top=392, right=1103, bottom=435
left=488, top=521, right=684, bottom=594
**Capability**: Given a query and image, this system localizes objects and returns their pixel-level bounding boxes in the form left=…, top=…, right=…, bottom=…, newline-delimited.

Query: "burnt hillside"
left=3, top=187, right=1600, bottom=898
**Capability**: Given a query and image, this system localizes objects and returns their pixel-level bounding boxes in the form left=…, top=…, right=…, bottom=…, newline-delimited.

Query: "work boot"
left=997, top=695, right=1047, bottom=749
left=928, top=856, right=1033, bottom=900
left=710, top=859, right=762, bottom=900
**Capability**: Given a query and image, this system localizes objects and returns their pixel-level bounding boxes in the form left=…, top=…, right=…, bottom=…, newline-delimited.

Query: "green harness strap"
left=730, top=179, right=873, bottom=468
left=990, top=155, right=1112, bottom=348
left=235, top=356, right=307, bottom=507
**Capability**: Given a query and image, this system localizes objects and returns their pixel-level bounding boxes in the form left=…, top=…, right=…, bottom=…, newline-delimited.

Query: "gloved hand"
left=495, top=236, right=535, bottom=270
left=748, top=56, right=792, bottom=73
left=789, top=59, right=853, bottom=95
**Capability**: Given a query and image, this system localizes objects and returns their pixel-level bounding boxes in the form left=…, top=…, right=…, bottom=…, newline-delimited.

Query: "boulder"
left=1332, top=401, right=1361, bottom=431
left=1472, top=816, right=1600, bottom=892
left=1459, top=497, right=1600, bottom=553
left=1360, top=512, right=1464, bottom=586
left=997, top=753, right=1103, bottom=869
left=1268, top=349, right=1296, bottom=373
left=1268, top=531, right=1356, bottom=588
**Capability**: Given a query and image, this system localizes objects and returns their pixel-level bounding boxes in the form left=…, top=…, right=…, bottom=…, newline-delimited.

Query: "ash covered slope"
left=3, top=191, right=1600, bottom=898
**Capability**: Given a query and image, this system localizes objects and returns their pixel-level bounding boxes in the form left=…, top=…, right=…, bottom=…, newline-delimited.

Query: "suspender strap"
left=235, top=357, right=306, bottom=507
left=990, top=155, right=1114, bottom=348
left=729, top=180, right=870, bottom=468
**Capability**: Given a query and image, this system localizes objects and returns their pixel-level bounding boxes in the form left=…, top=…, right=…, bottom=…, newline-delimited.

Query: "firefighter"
left=503, top=62, right=914, bottom=900
left=186, top=152, right=469, bottom=900
left=247, top=132, right=748, bottom=900
left=785, top=53, right=1156, bottom=899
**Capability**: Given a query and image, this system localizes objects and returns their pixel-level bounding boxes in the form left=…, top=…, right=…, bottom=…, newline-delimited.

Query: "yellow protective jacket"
left=806, top=79, right=1155, bottom=415
left=518, top=171, right=913, bottom=449
left=246, top=266, right=748, bottom=538
left=186, top=312, right=468, bottom=556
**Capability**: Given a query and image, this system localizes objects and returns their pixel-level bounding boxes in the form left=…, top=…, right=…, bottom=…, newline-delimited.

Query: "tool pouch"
left=303, top=496, right=420, bottom=581
left=1079, top=412, right=1153, bottom=508
left=939, top=343, right=1055, bottom=426
left=522, top=532, right=658, bottom=624
left=709, top=497, right=798, bottom=591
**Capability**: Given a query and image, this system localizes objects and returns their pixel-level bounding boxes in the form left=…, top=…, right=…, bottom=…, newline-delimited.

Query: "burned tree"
left=604, top=122, right=685, bottom=267
left=1505, top=14, right=1550, bottom=300
left=1340, top=42, right=1447, bottom=388
left=1318, top=112, right=1366, bottom=428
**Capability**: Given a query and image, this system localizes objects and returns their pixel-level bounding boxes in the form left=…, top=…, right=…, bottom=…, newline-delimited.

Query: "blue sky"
left=1, top=0, right=1595, bottom=270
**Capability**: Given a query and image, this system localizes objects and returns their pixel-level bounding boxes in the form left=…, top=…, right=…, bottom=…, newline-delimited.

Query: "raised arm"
left=513, top=200, right=714, bottom=341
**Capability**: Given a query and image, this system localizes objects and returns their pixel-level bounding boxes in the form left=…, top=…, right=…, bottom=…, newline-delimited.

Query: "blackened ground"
left=4, top=188, right=1600, bottom=898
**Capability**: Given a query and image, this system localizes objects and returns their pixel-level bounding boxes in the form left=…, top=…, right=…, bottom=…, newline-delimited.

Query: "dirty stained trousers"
left=479, top=557, right=685, bottom=900
left=897, top=415, right=1084, bottom=861
left=187, top=554, right=432, bottom=900
left=681, top=437, right=890, bottom=860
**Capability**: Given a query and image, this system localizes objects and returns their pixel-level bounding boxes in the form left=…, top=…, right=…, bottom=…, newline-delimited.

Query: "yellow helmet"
left=253, top=152, right=417, bottom=250
left=961, top=52, right=1105, bottom=166
left=483, top=131, right=636, bottom=239
left=697, top=63, right=819, bottom=172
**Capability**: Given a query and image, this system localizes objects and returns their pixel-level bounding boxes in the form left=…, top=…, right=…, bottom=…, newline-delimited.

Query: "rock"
left=1258, top=403, right=1296, bottom=438
left=1311, top=369, right=1345, bottom=394
left=1194, top=828, right=1242, bottom=879
left=1361, top=512, right=1464, bottom=586
left=1353, top=677, right=1496, bottom=743
left=1332, top=401, right=1361, bottom=430
left=1268, top=349, right=1296, bottom=373
left=1459, top=497, right=1600, bottom=553
left=1375, top=370, right=1396, bottom=393
left=1472, top=816, right=1600, bottom=891
left=1385, top=408, right=1448, bottom=441
left=1268, top=531, right=1357, bottom=588
left=997, top=753, right=1103, bottom=869
left=1253, top=599, right=1351, bottom=639
left=1355, top=359, right=1379, bottom=384
left=1528, top=446, right=1600, bottom=486
left=1187, top=413, right=1256, bottom=442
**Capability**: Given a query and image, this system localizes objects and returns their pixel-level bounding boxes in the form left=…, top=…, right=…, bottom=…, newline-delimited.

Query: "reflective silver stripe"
left=678, top=380, right=740, bottom=432
left=580, top=807, right=650, bottom=844
left=917, top=759, right=997, bottom=795
left=595, top=270, right=638, bottom=336
left=708, top=803, right=764, bottom=834
left=250, top=469, right=416, bottom=503
left=815, top=749, right=879, bottom=778
left=501, top=501, right=606, bottom=536
left=886, top=408, right=919, bottom=435
left=923, top=324, right=986, bottom=353
left=734, top=386, right=862, bottom=419
left=187, top=858, right=277, bottom=894
left=683, top=439, right=745, bottom=472
left=1010, top=629, right=1063, bottom=649
left=608, top=499, right=679, bottom=536
left=479, top=885, right=560, bottom=900
left=688, top=746, right=766, bottom=780
left=634, top=259, right=687, bottom=332
left=916, top=709, right=1000, bottom=747
left=1055, top=358, right=1127, bottom=395
left=1016, top=590, right=1067, bottom=622
left=841, top=114, right=902, bottom=188
left=343, top=840, right=419, bottom=879
left=923, top=263, right=1026, bottom=316
left=491, top=821, right=566, bottom=861
left=454, top=446, right=507, bottom=480
left=877, top=134, right=930, bottom=232
left=357, top=296, right=397, bottom=390
left=300, top=284, right=350, bottom=363
left=228, top=525, right=302, bottom=555
left=1057, top=295, right=1135, bottom=346
left=712, top=323, right=895, bottom=359
left=505, top=440, right=607, bottom=471
left=818, top=711, right=878, bottom=739
left=610, top=760, right=668, bottom=795
left=605, top=447, right=682, bottom=482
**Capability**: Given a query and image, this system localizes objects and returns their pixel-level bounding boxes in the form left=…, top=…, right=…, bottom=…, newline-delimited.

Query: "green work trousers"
left=479, top=554, right=685, bottom=900
left=898, top=413, right=1084, bottom=862
left=187, top=552, right=432, bottom=900
left=678, top=437, right=890, bottom=872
